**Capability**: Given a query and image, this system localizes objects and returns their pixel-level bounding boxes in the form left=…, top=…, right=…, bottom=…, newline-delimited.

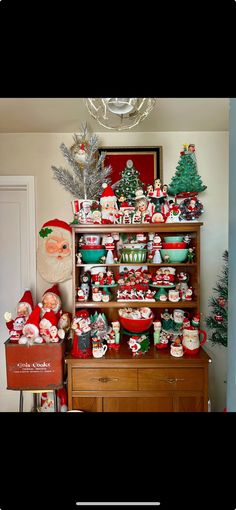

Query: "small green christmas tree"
left=51, top=123, right=112, bottom=200
left=168, top=144, right=207, bottom=197
left=115, top=159, right=144, bottom=205
left=205, top=250, right=228, bottom=347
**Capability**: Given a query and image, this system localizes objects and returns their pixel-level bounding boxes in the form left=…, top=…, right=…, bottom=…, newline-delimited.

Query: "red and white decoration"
left=100, top=183, right=118, bottom=224
left=37, top=218, right=72, bottom=283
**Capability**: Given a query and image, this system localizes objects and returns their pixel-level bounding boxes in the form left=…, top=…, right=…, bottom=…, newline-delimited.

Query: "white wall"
left=0, top=131, right=229, bottom=411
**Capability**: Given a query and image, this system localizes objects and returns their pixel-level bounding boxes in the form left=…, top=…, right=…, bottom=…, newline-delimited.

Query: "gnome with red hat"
left=19, top=305, right=42, bottom=344
left=4, top=289, right=34, bottom=343
left=100, top=183, right=118, bottom=224
left=39, top=283, right=62, bottom=322
left=37, top=218, right=72, bottom=283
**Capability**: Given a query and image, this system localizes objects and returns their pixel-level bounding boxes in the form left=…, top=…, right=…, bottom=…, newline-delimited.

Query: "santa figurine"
left=4, top=289, right=34, bottom=341
left=100, top=183, right=118, bottom=224
left=39, top=284, right=62, bottom=322
left=19, top=305, right=42, bottom=345
left=128, top=336, right=141, bottom=355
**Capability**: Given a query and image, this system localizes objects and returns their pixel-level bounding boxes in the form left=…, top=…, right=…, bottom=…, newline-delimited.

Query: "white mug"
left=92, top=344, right=108, bottom=358
left=173, top=309, right=190, bottom=324
left=170, top=343, right=183, bottom=357
left=168, top=289, right=180, bottom=302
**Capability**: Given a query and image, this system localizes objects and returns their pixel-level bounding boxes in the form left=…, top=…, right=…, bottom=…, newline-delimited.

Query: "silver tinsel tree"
left=51, top=123, right=112, bottom=200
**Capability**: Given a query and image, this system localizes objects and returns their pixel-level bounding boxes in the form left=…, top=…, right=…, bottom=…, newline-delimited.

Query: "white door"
left=0, top=176, right=36, bottom=411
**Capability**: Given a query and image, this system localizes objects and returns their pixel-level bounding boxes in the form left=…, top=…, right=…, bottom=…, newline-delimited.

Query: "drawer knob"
left=98, top=377, right=119, bottom=383
left=160, top=377, right=185, bottom=384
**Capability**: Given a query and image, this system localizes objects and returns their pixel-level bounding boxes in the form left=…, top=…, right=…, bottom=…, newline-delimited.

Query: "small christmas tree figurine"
left=168, top=144, right=207, bottom=197
left=115, top=159, right=144, bottom=205
left=205, top=250, right=228, bottom=347
left=51, top=123, right=112, bottom=200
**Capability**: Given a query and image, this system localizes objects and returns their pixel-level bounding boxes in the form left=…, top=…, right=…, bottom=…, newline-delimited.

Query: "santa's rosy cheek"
left=46, top=240, right=58, bottom=253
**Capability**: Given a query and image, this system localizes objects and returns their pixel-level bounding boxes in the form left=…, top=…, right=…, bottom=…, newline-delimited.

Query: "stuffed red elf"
left=19, top=305, right=42, bottom=344
left=4, top=289, right=34, bottom=341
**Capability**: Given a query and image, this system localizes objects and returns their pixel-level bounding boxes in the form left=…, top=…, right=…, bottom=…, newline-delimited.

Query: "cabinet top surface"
left=65, top=344, right=210, bottom=367
left=72, top=222, right=203, bottom=233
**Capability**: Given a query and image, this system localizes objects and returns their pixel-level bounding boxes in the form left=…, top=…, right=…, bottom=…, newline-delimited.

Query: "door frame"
left=0, top=175, right=37, bottom=299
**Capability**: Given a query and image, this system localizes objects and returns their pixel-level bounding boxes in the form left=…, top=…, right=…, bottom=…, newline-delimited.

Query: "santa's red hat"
left=42, top=284, right=61, bottom=302
left=40, top=310, right=57, bottom=328
left=100, top=183, right=117, bottom=203
left=23, top=305, right=41, bottom=336
left=40, top=218, right=72, bottom=234
left=18, top=289, right=34, bottom=314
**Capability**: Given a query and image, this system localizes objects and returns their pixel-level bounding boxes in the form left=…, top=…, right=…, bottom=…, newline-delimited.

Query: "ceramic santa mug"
left=92, top=344, right=108, bottom=358
left=170, top=343, right=184, bottom=357
left=168, top=289, right=180, bottom=302
left=182, top=328, right=207, bottom=355
left=173, top=309, right=190, bottom=324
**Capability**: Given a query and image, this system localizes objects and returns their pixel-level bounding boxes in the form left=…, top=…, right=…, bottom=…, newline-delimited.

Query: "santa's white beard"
left=37, top=249, right=72, bottom=283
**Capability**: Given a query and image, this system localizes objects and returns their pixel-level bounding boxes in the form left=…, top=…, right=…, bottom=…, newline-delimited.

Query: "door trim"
left=0, top=175, right=36, bottom=299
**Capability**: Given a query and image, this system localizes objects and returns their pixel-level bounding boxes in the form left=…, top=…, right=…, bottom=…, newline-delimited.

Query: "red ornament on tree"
left=218, top=297, right=226, bottom=307
left=214, top=314, right=223, bottom=322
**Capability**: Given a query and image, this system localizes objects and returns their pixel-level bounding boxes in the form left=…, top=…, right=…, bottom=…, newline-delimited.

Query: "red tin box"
left=4, top=339, right=65, bottom=390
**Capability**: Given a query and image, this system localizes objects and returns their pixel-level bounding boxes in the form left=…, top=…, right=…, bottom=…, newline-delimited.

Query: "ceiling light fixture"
left=84, top=98, right=156, bottom=131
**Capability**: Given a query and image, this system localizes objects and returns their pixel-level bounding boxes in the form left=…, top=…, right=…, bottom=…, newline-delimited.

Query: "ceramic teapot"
left=182, top=328, right=207, bottom=355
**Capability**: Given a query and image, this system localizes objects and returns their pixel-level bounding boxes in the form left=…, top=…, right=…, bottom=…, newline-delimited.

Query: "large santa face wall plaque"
left=37, top=219, right=72, bottom=283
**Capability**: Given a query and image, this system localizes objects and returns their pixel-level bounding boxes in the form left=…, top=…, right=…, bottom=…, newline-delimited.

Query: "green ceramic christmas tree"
left=168, top=144, right=207, bottom=197
left=115, top=159, right=144, bottom=205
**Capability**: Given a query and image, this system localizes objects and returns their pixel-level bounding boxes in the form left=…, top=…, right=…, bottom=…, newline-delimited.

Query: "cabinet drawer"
left=138, top=368, right=204, bottom=391
left=72, top=368, right=137, bottom=390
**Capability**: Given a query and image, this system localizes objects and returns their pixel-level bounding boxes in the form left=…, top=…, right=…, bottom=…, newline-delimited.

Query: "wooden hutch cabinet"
left=65, top=222, right=211, bottom=412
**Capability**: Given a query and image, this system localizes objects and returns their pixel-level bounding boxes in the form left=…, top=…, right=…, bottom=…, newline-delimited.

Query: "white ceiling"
left=0, top=98, right=229, bottom=133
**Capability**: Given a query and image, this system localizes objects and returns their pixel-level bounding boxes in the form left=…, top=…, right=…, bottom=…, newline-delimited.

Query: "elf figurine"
left=19, top=305, right=42, bottom=345
left=4, top=289, right=34, bottom=342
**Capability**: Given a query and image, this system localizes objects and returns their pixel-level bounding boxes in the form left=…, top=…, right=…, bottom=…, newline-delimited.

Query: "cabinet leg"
left=53, top=390, right=58, bottom=412
left=19, top=390, right=23, bottom=412
left=33, top=393, right=38, bottom=412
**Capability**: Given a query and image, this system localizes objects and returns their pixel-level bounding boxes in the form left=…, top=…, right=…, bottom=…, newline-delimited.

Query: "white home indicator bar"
left=76, top=504, right=161, bottom=507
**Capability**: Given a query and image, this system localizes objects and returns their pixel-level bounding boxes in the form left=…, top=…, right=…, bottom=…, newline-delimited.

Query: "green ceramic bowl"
left=160, top=248, right=188, bottom=263
left=164, top=236, right=184, bottom=243
left=80, top=248, right=106, bottom=263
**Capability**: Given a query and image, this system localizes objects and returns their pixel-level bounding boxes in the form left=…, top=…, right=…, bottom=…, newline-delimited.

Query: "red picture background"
left=100, top=149, right=162, bottom=189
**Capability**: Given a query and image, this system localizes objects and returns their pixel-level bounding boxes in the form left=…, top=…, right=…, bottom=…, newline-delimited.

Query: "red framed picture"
left=99, top=146, right=163, bottom=188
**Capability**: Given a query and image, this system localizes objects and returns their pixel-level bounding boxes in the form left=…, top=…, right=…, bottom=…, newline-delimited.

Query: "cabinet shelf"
left=72, top=222, right=203, bottom=234
left=75, top=300, right=197, bottom=309
left=76, top=263, right=197, bottom=267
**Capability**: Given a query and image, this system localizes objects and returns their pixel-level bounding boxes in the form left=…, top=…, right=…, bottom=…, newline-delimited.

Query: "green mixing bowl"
left=160, top=248, right=188, bottom=263
left=80, top=248, right=106, bottom=263
left=164, top=236, right=184, bottom=243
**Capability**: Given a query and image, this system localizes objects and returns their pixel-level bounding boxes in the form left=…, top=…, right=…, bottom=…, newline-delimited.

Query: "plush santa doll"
left=40, top=393, right=54, bottom=412
left=6, top=317, right=25, bottom=343
left=4, top=289, right=34, bottom=341
left=58, top=312, right=72, bottom=336
left=128, top=336, right=141, bottom=355
left=39, top=310, right=65, bottom=343
left=100, top=183, right=118, bottom=224
left=19, top=305, right=42, bottom=344
left=37, top=218, right=72, bottom=283
left=39, top=284, right=62, bottom=322
left=40, top=387, right=68, bottom=412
